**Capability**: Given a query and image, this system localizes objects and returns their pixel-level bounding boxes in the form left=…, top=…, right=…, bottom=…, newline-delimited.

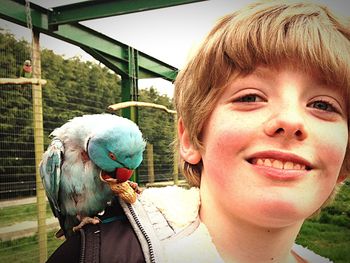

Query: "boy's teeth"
left=272, top=160, right=283, bottom=169
left=253, top=158, right=307, bottom=170
left=264, top=159, right=272, bottom=167
left=284, top=161, right=294, bottom=169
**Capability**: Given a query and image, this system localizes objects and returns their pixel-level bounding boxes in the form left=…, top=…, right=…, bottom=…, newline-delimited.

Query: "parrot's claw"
left=72, top=216, right=101, bottom=232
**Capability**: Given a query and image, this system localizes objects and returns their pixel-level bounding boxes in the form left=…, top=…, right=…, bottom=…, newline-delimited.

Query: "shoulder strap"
left=79, top=224, right=101, bottom=263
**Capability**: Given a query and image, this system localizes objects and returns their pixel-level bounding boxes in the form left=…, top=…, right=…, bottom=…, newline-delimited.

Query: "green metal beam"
left=0, top=0, right=48, bottom=29
left=81, top=46, right=178, bottom=80
left=50, top=0, right=207, bottom=26
left=57, top=23, right=178, bottom=81
left=0, top=0, right=178, bottom=81
left=80, top=46, right=129, bottom=77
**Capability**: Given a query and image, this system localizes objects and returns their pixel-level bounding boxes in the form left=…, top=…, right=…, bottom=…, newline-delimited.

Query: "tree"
left=138, top=87, right=175, bottom=183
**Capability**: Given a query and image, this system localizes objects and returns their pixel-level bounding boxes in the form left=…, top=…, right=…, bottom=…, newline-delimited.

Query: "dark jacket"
left=47, top=198, right=145, bottom=263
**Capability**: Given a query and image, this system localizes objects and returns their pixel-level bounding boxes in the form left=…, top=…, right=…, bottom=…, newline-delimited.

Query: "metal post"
left=121, top=47, right=140, bottom=182
left=173, top=113, right=179, bottom=185
left=121, top=76, right=131, bottom=119
left=128, top=47, right=139, bottom=130
left=32, top=30, right=47, bottom=262
left=147, top=143, right=155, bottom=184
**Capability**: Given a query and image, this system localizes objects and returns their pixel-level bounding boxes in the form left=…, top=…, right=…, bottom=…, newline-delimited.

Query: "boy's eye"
left=308, top=100, right=337, bottom=113
left=235, top=94, right=264, bottom=103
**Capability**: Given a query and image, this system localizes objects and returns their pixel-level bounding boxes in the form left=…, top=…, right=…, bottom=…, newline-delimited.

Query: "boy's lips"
left=247, top=151, right=313, bottom=180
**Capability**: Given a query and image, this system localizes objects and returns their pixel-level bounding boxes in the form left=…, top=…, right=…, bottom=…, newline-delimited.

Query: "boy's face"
left=198, top=66, right=348, bottom=227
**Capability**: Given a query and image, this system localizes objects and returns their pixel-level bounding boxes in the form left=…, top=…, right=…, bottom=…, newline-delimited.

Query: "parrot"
left=20, top=59, right=32, bottom=78
left=39, top=114, right=146, bottom=238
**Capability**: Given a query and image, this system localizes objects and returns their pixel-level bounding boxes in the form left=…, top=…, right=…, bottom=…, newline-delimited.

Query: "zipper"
left=127, top=203, right=156, bottom=263
left=79, top=229, right=86, bottom=263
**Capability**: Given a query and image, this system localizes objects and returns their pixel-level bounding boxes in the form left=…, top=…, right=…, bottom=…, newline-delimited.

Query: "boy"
left=173, top=0, right=349, bottom=262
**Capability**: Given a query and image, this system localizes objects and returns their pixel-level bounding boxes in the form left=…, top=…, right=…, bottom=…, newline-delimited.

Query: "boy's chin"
left=242, top=194, right=318, bottom=227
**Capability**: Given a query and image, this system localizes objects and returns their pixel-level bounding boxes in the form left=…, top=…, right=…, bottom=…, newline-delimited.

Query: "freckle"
left=267, top=229, right=271, bottom=232
left=270, top=258, right=274, bottom=261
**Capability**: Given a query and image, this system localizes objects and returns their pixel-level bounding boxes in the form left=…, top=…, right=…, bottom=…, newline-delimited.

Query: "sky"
left=1, top=0, right=349, bottom=97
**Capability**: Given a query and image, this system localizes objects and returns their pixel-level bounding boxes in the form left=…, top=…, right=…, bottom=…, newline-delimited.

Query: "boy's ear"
left=178, top=118, right=202, bottom=165
left=337, top=173, right=347, bottom=184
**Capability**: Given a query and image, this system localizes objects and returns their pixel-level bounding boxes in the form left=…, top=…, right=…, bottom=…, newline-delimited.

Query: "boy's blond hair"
left=174, top=0, right=350, bottom=187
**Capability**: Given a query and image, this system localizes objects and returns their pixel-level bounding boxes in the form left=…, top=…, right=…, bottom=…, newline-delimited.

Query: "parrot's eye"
left=108, top=152, right=117, bottom=161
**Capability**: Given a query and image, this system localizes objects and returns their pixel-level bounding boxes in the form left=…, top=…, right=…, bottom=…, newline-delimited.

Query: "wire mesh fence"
left=0, top=83, right=36, bottom=200
left=0, top=27, right=183, bottom=262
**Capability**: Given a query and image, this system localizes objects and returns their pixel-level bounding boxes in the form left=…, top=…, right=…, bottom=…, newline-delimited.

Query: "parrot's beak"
left=99, top=170, right=115, bottom=183
left=100, top=168, right=134, bottom=183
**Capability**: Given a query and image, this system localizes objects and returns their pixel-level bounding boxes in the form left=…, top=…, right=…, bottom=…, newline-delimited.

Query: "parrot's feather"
left=40, top=138, right=64, bottom=218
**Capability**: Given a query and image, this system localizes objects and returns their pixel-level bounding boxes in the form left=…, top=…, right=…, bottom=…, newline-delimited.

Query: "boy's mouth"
left=247, top=151, right=313, bottom=171
left=249, top=158, right=311, bottom=170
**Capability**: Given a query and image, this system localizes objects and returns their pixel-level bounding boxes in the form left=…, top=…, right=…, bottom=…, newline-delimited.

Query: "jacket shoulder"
left=139, top=186, right=200, bottom=232
left=292, top=244, right=333, bottom=263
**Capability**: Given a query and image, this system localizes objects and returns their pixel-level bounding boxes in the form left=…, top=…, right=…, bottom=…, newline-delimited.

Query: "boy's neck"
left=199, top=188, right=305, bottom=263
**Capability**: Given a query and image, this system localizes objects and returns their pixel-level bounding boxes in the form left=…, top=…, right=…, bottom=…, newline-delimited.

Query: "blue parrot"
left=39, top=114, right=146, bottom=238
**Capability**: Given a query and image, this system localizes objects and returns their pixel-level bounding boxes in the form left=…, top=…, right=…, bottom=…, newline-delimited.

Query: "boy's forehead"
left=249, top=67, right=275, bottom=79
left=247, top=65, right=332, bottom=86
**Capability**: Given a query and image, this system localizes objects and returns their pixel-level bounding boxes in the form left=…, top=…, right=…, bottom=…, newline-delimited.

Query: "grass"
left=0, top=230, right=64, bottom=262
left=0, top=203, right=54, bottom=227
left=296, top=221, right=350, bottom=263
left=0, top=203, right=61, bottom=262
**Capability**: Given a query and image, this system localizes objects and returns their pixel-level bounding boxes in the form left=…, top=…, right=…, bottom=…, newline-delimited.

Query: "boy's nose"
left=263, top=107, right=308, bottom=141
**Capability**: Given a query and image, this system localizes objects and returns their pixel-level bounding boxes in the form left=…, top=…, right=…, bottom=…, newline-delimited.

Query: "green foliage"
left=0, top=29, right=30, bottom=78
left=309, top=182, right=350, bottom=228
left=294, top=182, right=350, bottom=262
left=0, top=35, right=35, bottom=197
left=296, top=221, right=350, bottom=263
left=138, top=87, right=176, bottom=182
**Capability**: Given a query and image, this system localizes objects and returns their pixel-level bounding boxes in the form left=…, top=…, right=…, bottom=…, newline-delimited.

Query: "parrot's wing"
left=39, top=138, right=64, bottom=219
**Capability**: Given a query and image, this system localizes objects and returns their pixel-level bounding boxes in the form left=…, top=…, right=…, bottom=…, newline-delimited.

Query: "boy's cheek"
left=316, top=125, right=348, bottom=170
left=317, top=143, right=347, bottom=176
left=208, top=127, right=251, bottom=154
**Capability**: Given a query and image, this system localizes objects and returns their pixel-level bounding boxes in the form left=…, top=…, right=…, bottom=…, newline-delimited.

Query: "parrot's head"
left=87, top=118, right=146, bottom=183
left=23, top=60, right=32, bottom=72
left=24, top=60, right=31, bottom=66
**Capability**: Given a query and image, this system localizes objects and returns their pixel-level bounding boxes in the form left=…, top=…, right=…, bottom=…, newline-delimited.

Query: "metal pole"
left=128, top=47, right=139, bottom=183
left=173, top=113, right=179, bottom=185
left=32, top=30, right=47, bottom=262
left=147, top=143, right=154, bottom=184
